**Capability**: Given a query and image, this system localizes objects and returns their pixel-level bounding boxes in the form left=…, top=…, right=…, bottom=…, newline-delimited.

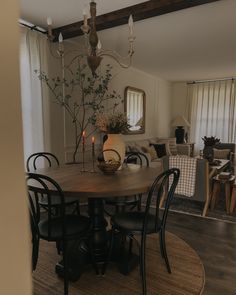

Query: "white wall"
left=0, top=1, right=32, bottom=294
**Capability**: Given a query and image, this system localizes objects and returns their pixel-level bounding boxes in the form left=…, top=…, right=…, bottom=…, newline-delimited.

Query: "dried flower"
left=96, top=112, right=130, bottom=134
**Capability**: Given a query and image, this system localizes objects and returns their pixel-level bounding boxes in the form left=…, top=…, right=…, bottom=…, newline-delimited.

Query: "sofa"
left=125, top=137, right=190, bottom=168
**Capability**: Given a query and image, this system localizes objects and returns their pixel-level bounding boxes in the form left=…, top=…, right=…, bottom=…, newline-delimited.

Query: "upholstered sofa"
left=125, top=137, right=190, bottom=168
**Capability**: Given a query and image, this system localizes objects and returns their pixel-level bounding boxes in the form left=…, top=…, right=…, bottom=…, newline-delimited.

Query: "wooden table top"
left=34, top=164, right=162, bottom=199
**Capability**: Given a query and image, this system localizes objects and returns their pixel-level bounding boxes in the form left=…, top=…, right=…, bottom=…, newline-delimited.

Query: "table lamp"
left=171, top=115, right=190, bottom=144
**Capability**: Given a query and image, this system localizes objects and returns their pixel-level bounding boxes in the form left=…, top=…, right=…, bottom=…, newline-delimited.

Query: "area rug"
left=166, top=195, right=236, bottom=223
left=33, top=232, right=205, bottom=295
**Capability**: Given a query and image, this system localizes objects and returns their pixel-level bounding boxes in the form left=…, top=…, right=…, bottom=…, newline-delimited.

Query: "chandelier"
left=47, top=0, right=135, bottom=75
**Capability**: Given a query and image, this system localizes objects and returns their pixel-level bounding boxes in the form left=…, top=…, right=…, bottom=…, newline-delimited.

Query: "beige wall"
left=0, top=1, right=32, bottom=294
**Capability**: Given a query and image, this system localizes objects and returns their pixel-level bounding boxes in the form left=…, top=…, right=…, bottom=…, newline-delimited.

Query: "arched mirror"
left=124, top=86, right=146, bottom=134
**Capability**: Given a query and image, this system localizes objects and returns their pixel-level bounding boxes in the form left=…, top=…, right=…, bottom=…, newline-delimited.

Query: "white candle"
left=58, top=33, right=63, bottom=43
left=128, top=15, right=134, bottom=37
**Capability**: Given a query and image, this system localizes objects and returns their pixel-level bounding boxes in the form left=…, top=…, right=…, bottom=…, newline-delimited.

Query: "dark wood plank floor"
left=166, top=212, right=236, bottom=295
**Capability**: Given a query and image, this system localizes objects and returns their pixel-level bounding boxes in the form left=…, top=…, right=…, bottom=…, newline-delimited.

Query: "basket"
left=97, top=149, right=121, bottom=174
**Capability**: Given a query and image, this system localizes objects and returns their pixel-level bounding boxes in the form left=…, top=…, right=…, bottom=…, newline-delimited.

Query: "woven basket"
left=97, top=149, right=121, bottom=174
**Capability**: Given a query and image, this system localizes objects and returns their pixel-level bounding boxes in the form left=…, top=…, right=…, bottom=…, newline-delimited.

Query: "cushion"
left=213, top=148, right=231, bottom=159
left=150, top=143, right=167, bottom=158
left=166, top=138, right=178, bottom=155
left=140, top=145, right=157, bottom=160
left=39, top=215, right=90, bottom=240
left=157, top=138, right=178, bottom=156
left=111, top=212, right=161, bottom=234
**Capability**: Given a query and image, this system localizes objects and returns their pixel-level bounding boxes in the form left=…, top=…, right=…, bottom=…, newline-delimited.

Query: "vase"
left=203, top=145, right=214, bottom=162
left=103, top=134, right=125, bottom=169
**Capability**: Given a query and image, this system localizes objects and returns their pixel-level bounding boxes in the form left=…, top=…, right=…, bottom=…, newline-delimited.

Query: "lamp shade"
left=171, top=116, right=190, bottom=127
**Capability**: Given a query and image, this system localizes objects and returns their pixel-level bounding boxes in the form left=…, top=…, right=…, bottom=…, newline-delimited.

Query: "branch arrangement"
left=36, top=57, right=122, bottom=163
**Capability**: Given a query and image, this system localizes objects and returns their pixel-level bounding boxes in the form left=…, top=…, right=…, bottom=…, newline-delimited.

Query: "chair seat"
left=39, top=215, right=90, bottom=240
left=111, top=212, right=161, bottom=234
left=39, top=195, right=80, bottom=206
left=106, top=195, right=139, bottom=206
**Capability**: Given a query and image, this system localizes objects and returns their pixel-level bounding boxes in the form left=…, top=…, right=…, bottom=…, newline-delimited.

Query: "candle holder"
left=89, top=138, right=97, bottom=173
left=80, top=132, right=88, bottom=172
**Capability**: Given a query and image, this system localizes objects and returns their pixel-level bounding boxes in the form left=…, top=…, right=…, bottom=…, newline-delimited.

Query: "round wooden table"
left=36, top=163, right=162, bottom=279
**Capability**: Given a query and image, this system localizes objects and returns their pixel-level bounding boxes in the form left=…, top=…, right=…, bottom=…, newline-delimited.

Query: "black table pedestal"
left=55, top=198, right=139, bottom=280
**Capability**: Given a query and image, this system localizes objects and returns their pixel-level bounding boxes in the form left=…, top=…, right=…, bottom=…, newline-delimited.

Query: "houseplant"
left=202, top=136, right=221, bottom=161
left=36, top=60, right=122, bottom=163
left=96, top=112, right=130, bottom=165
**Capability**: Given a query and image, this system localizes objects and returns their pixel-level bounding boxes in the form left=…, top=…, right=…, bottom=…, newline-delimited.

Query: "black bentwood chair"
left=105, top=152, right=150, bottom=213
left=27, top=173, right=90, bottom=295
left=107, top=168, right=180, bottom=295
left=26, top=152, right=80, bottom=215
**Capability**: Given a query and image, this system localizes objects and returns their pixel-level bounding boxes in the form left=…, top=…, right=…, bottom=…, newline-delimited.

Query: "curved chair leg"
left=140, top=235, right=147, bottom=295
left=159, top=232, right=164, bottom=258
left=32, top=236, right=39, bottom=271
left=160, top=230, right=171, bottom=273
left=63, top=240, right=69, bottom=295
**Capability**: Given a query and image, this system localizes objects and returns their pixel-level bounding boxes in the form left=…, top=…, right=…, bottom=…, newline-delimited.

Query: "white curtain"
left=188, top=79, right=236, bottom=153
left=19, top=27, right=48, bottom=162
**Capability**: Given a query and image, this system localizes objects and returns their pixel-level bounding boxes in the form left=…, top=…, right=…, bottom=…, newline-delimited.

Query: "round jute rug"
left=33, top=232, right=205, bottom=295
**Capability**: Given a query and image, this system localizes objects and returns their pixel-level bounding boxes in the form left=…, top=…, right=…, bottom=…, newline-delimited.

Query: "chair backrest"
left=26, top=152, right=60, bottom=172
left=125, top=151, right=149, bottom=166
left=26, top=172, right=65, bottom=240
left=143, top=168, right=180, bottom=233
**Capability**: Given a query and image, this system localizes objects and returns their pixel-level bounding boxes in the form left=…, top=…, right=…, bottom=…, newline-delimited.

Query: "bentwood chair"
left=105, top=152, right=150, bottom=213
left=106, top=168, right=180, bottom=295
left=26, top=152, right=80, bottom=215
left=27, top=173, right=90, bottom=295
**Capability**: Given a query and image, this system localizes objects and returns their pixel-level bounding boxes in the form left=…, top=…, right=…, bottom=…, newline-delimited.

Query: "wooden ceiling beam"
left=52, top=0, right=221, bottom=41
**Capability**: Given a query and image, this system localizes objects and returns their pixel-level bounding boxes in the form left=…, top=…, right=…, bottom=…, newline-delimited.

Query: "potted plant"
left=95, top=112, right=130, bottom=165
left=36, top=60, right=122, bottom=163
left=202, top=136, right=221, bottom=161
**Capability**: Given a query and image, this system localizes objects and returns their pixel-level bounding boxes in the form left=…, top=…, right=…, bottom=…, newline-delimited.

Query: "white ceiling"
left=20, top=0, right=236, bottom=82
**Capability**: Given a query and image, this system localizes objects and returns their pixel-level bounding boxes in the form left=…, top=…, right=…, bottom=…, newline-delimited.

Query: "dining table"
left=35, top=163, right=162, bottom=280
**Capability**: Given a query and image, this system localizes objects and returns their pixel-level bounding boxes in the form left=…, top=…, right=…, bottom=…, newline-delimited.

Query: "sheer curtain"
left=188, top=79, right=236, bottom=152
left=19, top=27, right=48, bottom=162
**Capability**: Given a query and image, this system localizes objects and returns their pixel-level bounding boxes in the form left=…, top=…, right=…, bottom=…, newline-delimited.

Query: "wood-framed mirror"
left=124, top=86, right=146, bottom=134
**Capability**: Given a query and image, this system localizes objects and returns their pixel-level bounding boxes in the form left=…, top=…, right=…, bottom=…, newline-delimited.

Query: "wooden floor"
left=166, top=212, right=236, bottom=295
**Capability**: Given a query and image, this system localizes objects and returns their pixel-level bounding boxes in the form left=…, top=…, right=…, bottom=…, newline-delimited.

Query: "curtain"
left=19, top=27, right=48, bottom=162
left=188, top=79, right=236, bottom=153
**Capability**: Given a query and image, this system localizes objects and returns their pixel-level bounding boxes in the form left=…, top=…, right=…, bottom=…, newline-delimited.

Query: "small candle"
left=58, top=33, right=64, bottom=52
left=128, top=15, right=134, bottom=37
left=91, top=137, right=95, bottom=171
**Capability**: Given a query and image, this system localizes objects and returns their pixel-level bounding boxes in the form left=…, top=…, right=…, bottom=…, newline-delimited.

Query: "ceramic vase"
left=103, top=134, right=125, bottom=169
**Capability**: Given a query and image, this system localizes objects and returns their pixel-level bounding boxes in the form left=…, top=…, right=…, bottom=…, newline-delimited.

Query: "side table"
left=211, top=175, right=235, bottom=214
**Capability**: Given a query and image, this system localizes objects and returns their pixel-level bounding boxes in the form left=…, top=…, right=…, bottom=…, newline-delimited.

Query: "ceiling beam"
left=52, top=0, right=221, bottom=41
